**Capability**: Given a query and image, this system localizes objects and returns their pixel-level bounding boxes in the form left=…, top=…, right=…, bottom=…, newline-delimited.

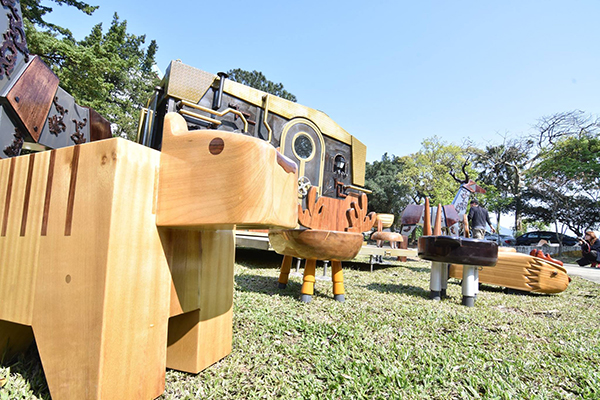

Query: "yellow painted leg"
left=331, top=260, right=345, bottom=302
left=300, top=259, right=317, bottom=303
left=278, top=255, right=293, bottom=289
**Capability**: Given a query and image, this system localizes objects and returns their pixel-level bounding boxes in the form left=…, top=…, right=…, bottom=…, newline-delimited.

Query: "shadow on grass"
left=365, top=282, right=430, bottom=299
left=1, top=342, right=50, bottom=399
left=235, top=247, right=284, bottom=269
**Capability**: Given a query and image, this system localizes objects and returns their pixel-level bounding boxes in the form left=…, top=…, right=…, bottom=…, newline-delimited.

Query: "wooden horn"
left=433, top=204, right=443, bottom=236
left=463, top=214, right=470, bottom=238
left=423, top=198, right=431, bottom=235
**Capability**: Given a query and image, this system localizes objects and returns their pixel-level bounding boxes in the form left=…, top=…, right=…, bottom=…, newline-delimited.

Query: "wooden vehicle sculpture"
left=137, top=60, right=370, bottom=206
left=138, top=60, right=377, bottom=303
left=0, top=4, right=299, bottom=398
left=270, top=186, right=376, bottom=302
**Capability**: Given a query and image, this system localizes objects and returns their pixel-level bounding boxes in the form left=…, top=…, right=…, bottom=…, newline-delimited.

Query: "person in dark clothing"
left=467, top=199, right=495, bottom=239
left=576, top=231, right=600, bottom=268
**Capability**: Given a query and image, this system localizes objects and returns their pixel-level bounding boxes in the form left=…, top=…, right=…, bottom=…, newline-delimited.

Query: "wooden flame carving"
left=298, top=187, right=375, bottom=233
left=345, top=193, right=376, bottom=233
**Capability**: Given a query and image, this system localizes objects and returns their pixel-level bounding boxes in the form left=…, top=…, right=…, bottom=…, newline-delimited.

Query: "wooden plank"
left=0, top=153, right=49, bottom=325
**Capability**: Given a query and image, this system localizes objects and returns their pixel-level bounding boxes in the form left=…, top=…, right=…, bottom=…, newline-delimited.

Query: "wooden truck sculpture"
left=138, top=61, right=377, bottom=302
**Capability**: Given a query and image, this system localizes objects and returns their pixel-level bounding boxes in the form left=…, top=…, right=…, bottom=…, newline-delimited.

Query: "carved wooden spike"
left=423, top=198, right=431, bottom=235
left=433, top=204, right=443, bottom=235
left=463, top=214, right=470, bottom=238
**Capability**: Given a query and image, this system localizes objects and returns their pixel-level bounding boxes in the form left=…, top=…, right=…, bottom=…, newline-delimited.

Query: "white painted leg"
left=430, top=261, right=443, bottom=300
left=462, top=265, right=476, bottom=307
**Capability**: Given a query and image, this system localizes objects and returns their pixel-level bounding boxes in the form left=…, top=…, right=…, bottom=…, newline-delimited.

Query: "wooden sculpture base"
left=270, top=229, right=363, bottom=302
left=449, top=248, right=570, bottom=294
left=0, top=139, right=233, bottom=399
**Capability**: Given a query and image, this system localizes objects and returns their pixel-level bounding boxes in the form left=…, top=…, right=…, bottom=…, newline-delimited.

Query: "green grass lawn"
left=2, top=248, right=599, bottom=399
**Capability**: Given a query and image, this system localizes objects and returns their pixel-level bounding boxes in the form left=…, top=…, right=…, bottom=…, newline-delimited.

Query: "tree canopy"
left=226, top=69, right=297, bottom=102
left=23, top=3, right=159, bottom=140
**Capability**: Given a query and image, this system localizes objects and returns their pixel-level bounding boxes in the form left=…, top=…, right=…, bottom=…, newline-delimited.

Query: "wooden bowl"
left=269, top=229, right=363, bottom=261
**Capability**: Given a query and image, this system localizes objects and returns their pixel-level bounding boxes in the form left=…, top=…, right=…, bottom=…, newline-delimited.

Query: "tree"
left=469, top=137, right=533, bottom=234
left=25, top=12, right=160, bottom=140
left=226, top=69, right=297, bottom=102
left=364, top=153, right=411, bottom=229
left=398, top=136, right=474, bottom=206
left=21, top=0, right=98, bottom=39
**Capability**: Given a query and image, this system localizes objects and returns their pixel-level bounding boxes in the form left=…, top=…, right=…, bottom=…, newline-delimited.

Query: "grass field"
left=1, top=248, right=599, bottom=399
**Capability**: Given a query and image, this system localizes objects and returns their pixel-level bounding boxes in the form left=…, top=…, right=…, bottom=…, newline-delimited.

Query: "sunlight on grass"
left=1, top=249, right=599, bottom=399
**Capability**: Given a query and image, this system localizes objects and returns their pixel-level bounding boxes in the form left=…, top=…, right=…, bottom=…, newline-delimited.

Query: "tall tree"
left=21, top=0, right=98, bottom=38
left=398, top=136, right=474, bottom=206
left=226, top=69, right=297, bottom=102
left=25, top=11, right=160, bottom=140
left=469, top=137, right=533, bottom=234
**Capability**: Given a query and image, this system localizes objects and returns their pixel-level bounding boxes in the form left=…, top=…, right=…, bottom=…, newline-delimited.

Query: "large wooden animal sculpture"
left=270, top=186, right=376, bottom=302
left=0, top=112, right=298, bottom=399
left=400, top=162, right=485, bottom=237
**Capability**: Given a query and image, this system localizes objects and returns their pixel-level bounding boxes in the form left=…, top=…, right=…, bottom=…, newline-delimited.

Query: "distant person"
left=467, top=199, right=495, bottom=239
left=577, top=231, right=600, bottom=268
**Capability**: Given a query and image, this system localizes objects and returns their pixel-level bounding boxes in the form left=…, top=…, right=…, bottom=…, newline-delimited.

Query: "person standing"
left=576, top=231, right=600, bottom=268
left=467, top=199, right=495, bottom=239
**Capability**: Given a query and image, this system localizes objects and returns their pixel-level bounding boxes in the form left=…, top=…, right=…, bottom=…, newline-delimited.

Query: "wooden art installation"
left=449, top=248, right=570, bottom=294
left=417, top=200, right=499, bottom=306
left=400, top=161, right=485, bottom=237
left=371, top=214, right=403, bottom=249
left=270, top=186, right=376, bottom=302
left=0, top=112, right=298, bottom=399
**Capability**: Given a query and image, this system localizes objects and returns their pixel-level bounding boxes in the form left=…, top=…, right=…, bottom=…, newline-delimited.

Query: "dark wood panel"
left=87, top=107, right=112, bottom=142
left=7, top=56, right=59, bottom=142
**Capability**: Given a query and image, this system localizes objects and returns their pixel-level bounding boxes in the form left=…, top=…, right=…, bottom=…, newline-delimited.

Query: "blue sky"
left=41, top=0, right=600, bottom=162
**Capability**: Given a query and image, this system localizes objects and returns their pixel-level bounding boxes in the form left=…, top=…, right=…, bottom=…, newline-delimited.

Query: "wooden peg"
left=463, top=214, right=470, bottom=238
left=433, top=204, right=443, bottom=236
left=423, top=198, right=431, bottom=235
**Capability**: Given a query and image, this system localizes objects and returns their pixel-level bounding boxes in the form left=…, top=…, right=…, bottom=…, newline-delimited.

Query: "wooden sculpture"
left=270, top=186, right=376, bottom=302
left=417, top=200, right=499, bottom=306
left=0, top=112, right=297, bottom=400
left=449, top=248, right=570, bottom=294
left=400, top=161, right=485, bottom=237
left=371, top=214, right=403, bottom=249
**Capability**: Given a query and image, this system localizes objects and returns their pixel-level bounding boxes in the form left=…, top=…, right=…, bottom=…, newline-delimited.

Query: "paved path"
left=563, top=263, right=600, bottom=284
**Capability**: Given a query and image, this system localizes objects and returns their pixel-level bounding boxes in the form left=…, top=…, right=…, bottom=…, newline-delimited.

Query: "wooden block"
left=0, top=139, right=171, bottom=400
left=157, top=112, right=298, bottom=229
left=165, top=229, right=235, bottom=373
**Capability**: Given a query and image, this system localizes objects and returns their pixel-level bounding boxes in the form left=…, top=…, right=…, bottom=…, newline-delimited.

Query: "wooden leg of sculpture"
left=301, top=259, right=317, bottom=303
left=166, top=229, right=234, bottom=374
left=331, top=260, right=345, bottom=302
left=441, top=263, right=449, bottom=298
left=474, top=267, right=480, bottom=298
left=430, top=261, right=443, bottom=301
left=278, top=255, right=293, bottom=289
left=462, top=265, right=476, bottom=307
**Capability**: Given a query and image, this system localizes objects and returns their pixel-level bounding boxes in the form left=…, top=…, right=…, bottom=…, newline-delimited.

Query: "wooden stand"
left=0, top=113, right=298, bottom=399
left=270, top=187, right=375, bottom=302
